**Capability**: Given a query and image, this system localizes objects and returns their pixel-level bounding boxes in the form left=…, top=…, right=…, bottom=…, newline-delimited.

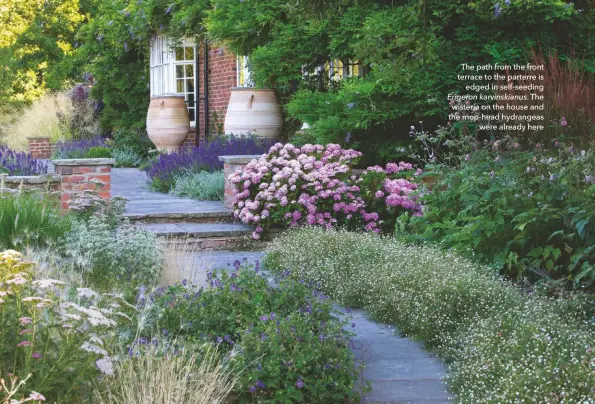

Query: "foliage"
left=134, top=264, right=360, bottom=403
left=0, top=147, right=47, bottom=176
left=0, top=192, right=69, bottom=250
left=170, top=170, right=224, bottom=201
left=0, top=250, right=128, bottom=402
left=111, top=128, right=155, bottom=160
left=77, top=0, right=151, bottom=131
left=0, top=0, right=90, bottom=101
left=231, top=143, right=422, bottom=239
left=203, top=0, right=593, bottom=162
left=263, top=227, right=595, bottom=402
left=62, top=214, right=161, bottom=291
left=144, top=135, right=274, bottom=193
left=403, top=145, right=595, bottom=286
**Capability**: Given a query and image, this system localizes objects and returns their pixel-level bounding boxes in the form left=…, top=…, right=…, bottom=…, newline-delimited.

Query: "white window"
left=237, top=56, right=253, bottom=87
left=150, top=35, right=197, bottom=126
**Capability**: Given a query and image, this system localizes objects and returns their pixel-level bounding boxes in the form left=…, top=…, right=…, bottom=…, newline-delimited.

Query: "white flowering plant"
left=231, top=143, right=423, bottom=238
left=62, top=214, right=161, bottom=291
left=263, top=228, right=595, bottom=402
left=0, top=250, right=134, bottom=402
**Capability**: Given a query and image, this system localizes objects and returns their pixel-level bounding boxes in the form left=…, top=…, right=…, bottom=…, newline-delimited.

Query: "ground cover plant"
left=0, top=147, right=47, bottom=176
left=144, top=135, right=275, bottom=193
left=133, top=263, right=360, bottom=403
left=62, top=210, right=161, bottom=292
left=231, top=143, right=422, bottom=239
left=170, top=170, right=224, bottom=201
left=263, top=227, right=595, bottom=403
left=0, top=192, right=69, bottom=250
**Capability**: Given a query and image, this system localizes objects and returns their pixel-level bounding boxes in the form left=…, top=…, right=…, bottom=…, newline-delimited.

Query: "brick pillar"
left=27, top=137, right=52, bottom=159
left=218, top=155, right=260, bottom=209
left=52, top=158, right=115, bottom=209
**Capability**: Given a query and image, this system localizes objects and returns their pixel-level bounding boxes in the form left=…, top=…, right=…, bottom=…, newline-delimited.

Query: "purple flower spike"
left=296, top=378, right=304, bottom=389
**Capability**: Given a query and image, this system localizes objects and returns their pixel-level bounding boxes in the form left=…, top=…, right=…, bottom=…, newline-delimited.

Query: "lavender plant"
left=0, top=146, right=48, bottom=176
left=52, top=136, right=109, bottom=159
left=143, top=136, right=275, bottom=193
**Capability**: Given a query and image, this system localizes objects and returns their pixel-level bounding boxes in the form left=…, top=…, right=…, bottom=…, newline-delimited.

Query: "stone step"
left=124, top=208, right=235, bottom=223
left=139, top=222, right=258, bottom=251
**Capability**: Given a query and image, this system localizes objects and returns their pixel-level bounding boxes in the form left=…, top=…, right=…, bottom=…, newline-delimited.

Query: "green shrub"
left=86, top=146, right=112, bottom=158
left=136, top=265, right=360, bottom=403
left=263, top=228, right=595, bottom=402
left=63, top=215, right=161, bottom=291
left=112, top=147, right=145, bottom=168
left=170, top=170, right=224, bottom=201
left=404, top=146, right=595, bottom=286
left=0, top=192, right=70, bottom=249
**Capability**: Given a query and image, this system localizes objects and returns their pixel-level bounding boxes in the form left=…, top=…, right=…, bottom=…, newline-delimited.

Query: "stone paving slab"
left=111, top=168, right=232, bottom=218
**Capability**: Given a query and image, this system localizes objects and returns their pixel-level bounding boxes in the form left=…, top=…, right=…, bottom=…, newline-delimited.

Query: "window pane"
left=186, top=47, right=194, bottom=60
left=186, top=79, right=194, bottom=93
left=175, top=47, right=184, bottom=61
left=188, top=108, right=195, bottom=122
left=187, top=92, right=194, bottom=105
left=185, top=64, right=193, bottom=78
left=177, top=80, right=184, bottom=93
left=176, top=65, right=184, bottom=79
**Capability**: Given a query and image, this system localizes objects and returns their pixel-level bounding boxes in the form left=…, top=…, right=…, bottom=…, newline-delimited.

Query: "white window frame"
left=149, top=35, right=197, bottom=127
left=237, top=56, right=253, bottom=87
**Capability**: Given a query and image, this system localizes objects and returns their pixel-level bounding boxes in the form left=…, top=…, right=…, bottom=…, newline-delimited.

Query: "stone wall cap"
left=27, top=136, right=51, bottom=140
left=1, top=174, right=61, bottom=184
left=218, top=155, right=262, bottom=164
left=51, top=158, right=116, bottom=166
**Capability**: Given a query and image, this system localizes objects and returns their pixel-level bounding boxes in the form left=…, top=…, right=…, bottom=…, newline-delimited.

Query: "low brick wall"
left=27, top=137, right=53, bottom=159
left=218, top=155, right=260, bottom=209
left=52, top=158, right=115, bottom=209
left=0, top=174, right=61, bottom=193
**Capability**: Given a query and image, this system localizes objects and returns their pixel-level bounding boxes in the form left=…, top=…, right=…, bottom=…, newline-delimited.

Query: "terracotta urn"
left=224, top=88, right=283, bottom=138
left=146, top=95, right=190, bottom=152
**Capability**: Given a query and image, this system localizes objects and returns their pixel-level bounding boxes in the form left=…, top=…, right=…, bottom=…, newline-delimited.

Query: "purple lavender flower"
left=249, top=386, right=257, bottom=393
left=296, top=378, right=304, bottom=389
left=260, top=315, right=269, bottom=322
left=0, top=146, right=48, bottom=175
left=53, top=136, right=108, bottom=159
left=143, top=136, right=275, bottom=191
left=216, top=336, right=223, bottom=344
left=256, top=380, right=266, bottom=389
left=494, top=3, right=502, bottom=17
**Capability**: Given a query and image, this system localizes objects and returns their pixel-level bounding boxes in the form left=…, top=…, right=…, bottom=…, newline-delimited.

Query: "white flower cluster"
left=263, top=228, right=595, bottom=402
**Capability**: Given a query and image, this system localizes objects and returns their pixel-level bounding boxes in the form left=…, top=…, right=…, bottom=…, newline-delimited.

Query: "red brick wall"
left=28, top=137, right=52, bottom=159
left=194, top=45, right=237, bottom=141
left=53, top=160, right=113, bottom=209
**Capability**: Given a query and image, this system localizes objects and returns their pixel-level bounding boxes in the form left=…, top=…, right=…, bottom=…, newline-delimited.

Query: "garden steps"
left=138, top=222, right=258, bottom=250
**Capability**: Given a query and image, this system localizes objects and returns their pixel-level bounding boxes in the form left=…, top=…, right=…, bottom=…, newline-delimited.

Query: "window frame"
left=149, top=35, right=197, bottom=127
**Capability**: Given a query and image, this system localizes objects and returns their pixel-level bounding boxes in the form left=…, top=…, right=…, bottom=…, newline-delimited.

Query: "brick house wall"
left=182, top=45, right=238, bottom=147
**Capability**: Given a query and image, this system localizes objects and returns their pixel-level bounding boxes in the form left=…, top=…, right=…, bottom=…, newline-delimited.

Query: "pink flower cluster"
left=230, top=143, right=422, bottom=238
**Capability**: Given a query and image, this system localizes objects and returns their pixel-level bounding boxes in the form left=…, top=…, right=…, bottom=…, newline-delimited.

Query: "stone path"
left=185, top=250, right=450, bottom=403
left=110, top=169, right=450, bottom=403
